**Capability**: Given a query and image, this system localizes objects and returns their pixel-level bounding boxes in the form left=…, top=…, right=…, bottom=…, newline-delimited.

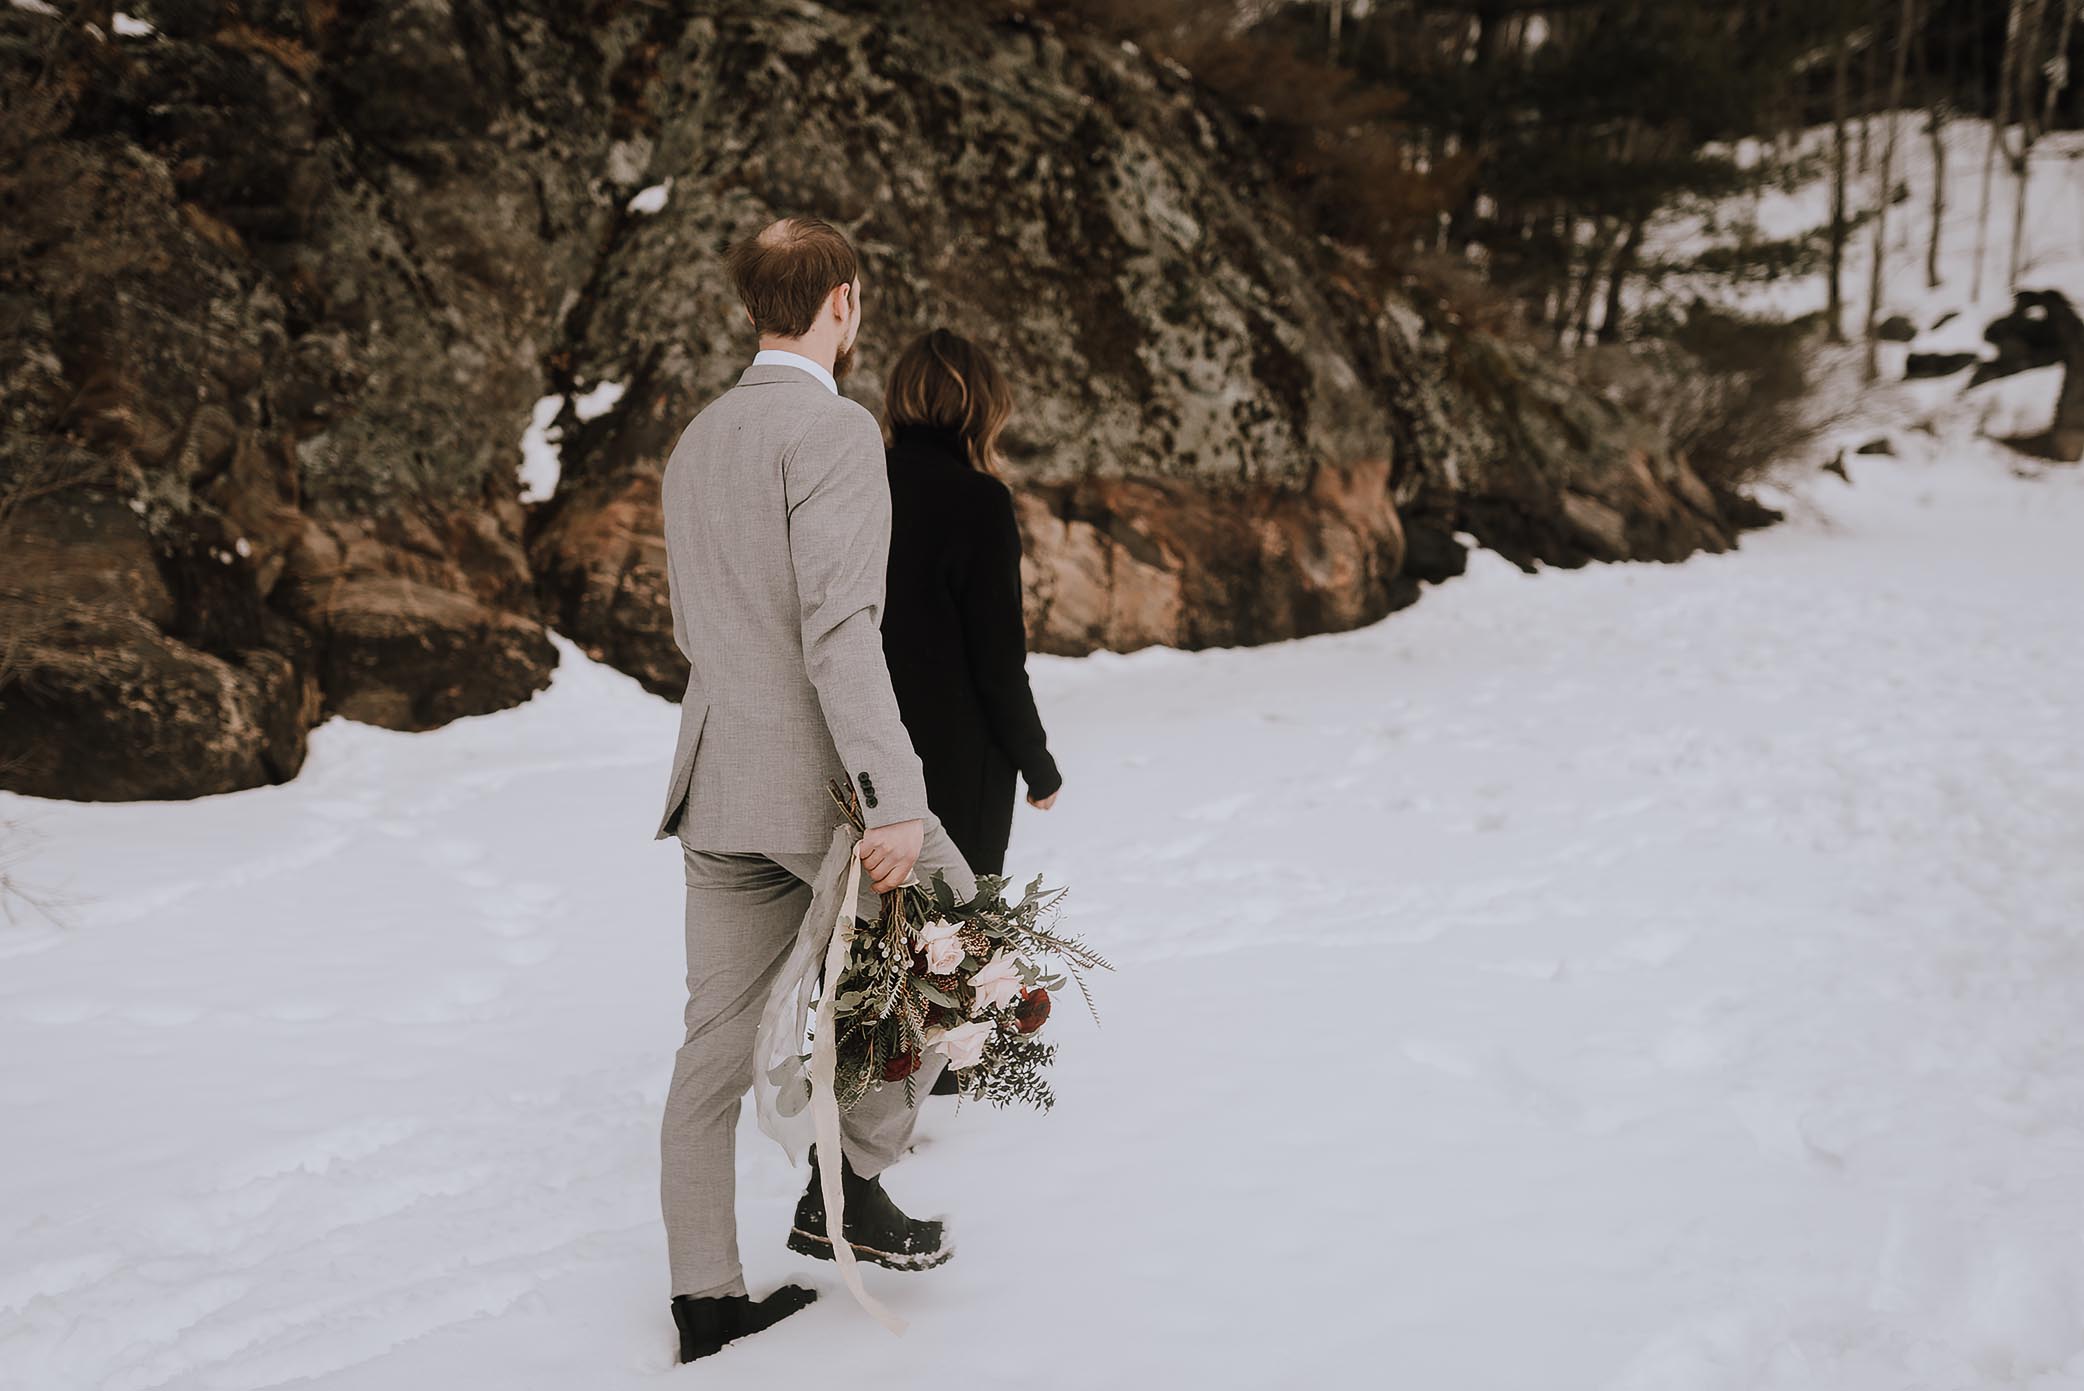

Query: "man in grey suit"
left=654, top=216, right=977, bottom=1362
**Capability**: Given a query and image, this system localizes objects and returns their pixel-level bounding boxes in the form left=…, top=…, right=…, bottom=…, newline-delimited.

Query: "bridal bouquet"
left=823, top=783, right=1109, bottom=1113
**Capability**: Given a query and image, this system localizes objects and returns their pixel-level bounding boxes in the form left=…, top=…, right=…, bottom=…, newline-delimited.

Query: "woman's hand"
left=1027, top=788, right=1059, bottom=810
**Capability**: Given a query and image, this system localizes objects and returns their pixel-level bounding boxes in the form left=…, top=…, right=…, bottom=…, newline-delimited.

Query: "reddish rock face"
left=1015, top=456, right=1411, bottom=655
left=0, top=494, right=324, bottom=801
left=527, top=453, right=1411, bottom=692
left=0, top=489, right=556, bottom=796
left=527, top=471, right=682, bottom=698
left=273, top=513, right=556, bottom=732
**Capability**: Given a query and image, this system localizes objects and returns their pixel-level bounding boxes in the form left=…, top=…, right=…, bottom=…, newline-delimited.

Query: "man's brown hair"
left=724, top=217, right=860, bottom=339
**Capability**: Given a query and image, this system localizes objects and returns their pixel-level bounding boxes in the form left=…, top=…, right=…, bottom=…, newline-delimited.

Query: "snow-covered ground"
left=4, top=432, right=2082, bottom=1390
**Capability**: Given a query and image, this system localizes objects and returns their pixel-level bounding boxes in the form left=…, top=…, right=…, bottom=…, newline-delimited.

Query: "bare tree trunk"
left=1972, top=0, right=2024, bottom=301
left=1564, top=217, right=1620, bottom=348
left=1860, top=0, right=1881, bottom=175
left=1968, top=114, right=1995, bottom=299
left=2039, top=0, right=2079, bottom=133
left=2005, top=0, right=2041, bottom=288
left=1446, top=4, right=1505, bottom=252
left=1597, top=215, right=1645, bottom=345
left=1926, top=104, right=1947, bottom=288
left=1829, top=23, right=1852, bottom=342
left=2009, top=140, right=2031, bottom=288
left=1865, top=0, right=1916, bottom=383
left=1920, top=6, right=1948, bottom=289
left=1546, top=211, right=1577, bottom=334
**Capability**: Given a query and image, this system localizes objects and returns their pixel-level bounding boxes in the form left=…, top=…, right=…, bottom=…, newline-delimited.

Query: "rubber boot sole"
left=785, top=1225, right=954, bottom=1271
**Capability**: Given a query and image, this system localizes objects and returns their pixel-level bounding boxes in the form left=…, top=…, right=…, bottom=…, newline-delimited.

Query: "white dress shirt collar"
left=751, top=348, right=838, bottom=396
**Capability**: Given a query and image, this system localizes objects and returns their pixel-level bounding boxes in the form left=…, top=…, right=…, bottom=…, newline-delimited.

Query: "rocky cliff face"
left=0, top=0, right=1738, bottom=802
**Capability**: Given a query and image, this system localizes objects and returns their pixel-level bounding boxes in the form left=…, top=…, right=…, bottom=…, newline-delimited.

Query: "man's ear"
left=744, top=309, right=756, bottom=330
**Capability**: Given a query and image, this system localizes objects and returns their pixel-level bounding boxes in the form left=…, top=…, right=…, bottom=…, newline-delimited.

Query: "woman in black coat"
left=879, top=329, right=1061, bottom=880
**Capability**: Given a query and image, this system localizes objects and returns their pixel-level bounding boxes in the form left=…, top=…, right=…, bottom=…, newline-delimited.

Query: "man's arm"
left=782, top=404, right=932, bottom=879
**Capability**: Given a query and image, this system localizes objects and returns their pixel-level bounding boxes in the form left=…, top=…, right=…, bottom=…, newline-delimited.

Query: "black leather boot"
left=785, top=1145, right=952, bottom=1271
left=671, top=1286, right=817, bottom=1363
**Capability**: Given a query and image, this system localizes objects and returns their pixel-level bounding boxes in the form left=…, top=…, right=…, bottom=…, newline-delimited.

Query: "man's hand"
left=858, top=817, right=925, bottom=893
left=1027, top=788, right=1060, bottom=810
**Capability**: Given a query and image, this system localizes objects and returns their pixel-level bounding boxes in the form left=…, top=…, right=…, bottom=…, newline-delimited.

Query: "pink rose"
left=916, top=917, right=967, bottom=975
left=969, top=951, right=1026, bottom=1016
left=929, top=1020, right=995, bottom=1071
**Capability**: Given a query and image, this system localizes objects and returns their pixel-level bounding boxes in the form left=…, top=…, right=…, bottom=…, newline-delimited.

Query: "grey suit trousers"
left=661, top=816, right=978, bottom=1298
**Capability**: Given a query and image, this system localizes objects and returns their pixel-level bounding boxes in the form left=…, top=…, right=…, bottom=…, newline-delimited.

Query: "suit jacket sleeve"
left=781, top=406, right=931, bottom=827
left=960, top=481, right=1062, bottom=799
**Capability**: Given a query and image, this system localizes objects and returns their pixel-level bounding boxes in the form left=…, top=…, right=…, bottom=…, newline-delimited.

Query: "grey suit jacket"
left=653, top=363, right=931, bottom=849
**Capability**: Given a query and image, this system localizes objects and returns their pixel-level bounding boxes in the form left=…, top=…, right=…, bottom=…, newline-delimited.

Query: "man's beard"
left=833, top=338, right=856, bottom=382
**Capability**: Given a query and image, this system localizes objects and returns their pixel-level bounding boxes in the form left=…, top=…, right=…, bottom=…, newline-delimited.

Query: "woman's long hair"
left=883, top=328, right=1013, bottom=474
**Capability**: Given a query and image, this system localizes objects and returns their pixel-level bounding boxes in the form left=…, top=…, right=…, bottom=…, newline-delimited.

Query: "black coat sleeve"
left=959, top=481, right=1062, bottom=799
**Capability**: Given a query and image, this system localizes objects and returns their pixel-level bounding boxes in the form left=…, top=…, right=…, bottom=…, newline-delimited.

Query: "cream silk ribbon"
left=750, top=831, right=849, bottom=1164
left=806, top=849, right=907, bottom=1335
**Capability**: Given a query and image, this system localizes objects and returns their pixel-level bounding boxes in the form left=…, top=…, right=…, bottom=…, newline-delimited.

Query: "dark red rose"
left=883, top=1049, right=923, bottom=1081
left=1013, top=987, right=1051, bottom=1035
